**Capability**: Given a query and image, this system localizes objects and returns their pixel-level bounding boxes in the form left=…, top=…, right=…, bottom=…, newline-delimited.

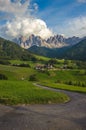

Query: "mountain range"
left=14, top=34, right=82, bottom=49
left=29, top=38, right=86, bottom=61
left=0, top=34, right=86, bottom=61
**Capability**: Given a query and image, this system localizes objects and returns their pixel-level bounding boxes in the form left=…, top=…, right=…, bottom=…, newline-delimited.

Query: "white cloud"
left=55, top=16, right=86, bottom=38
left=2, top=17, right=53, bottom=39
left=77, top=0, right=86, bottom=3
left=0, top=0, right=53, bottom=39
left=0, top=0, right=30, bottom=17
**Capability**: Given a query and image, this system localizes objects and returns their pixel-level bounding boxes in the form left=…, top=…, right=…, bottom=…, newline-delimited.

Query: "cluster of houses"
left=35, top=64, right=53, bottom=70
left=35, top=64, right=69, bottom=71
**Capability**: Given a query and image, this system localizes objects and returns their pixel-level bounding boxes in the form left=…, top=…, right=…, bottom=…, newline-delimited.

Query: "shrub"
left=56, top=80, right=62, bottom=84
left=64, top=80, right=86, bottom=87
left=0, top=60, right=10, bottom=65
left=39, top=70, right=50, bottom=76
left=0, top=74, right=8, bottom=80
left=47, top=59, right=57, bottom=65
left=19, top=63, right=31, bottom=67
left=13, top=63, right=31, bottom=68
left=29, top=74, right=37, bottom=81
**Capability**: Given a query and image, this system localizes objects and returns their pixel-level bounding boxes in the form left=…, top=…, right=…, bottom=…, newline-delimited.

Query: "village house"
left=35, top=64, right=53, bottom=70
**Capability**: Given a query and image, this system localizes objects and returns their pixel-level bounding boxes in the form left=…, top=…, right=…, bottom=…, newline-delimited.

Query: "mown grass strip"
left=40, top=82, right=86, bottom=93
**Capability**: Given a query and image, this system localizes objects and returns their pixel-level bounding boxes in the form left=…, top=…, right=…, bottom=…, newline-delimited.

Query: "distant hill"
left=0, top=36, right=86, bottom=61
left=64, top=39, right=86, bottom=61
left=29, top=39, right=86, bottom=61
left=29, top=45, right=70, bottom=58
left=0, top=37, right=35, bottom=60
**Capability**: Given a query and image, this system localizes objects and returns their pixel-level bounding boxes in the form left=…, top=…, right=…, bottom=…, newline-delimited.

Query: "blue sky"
left=0, top=0, right=86, bottom=39
left=34, top=0, right=86, bottom=33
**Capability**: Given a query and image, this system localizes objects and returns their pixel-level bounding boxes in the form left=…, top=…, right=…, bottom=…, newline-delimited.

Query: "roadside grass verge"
left=0, top=81, right=69, bottom=105
left=40, top=82, right=86, bottom=93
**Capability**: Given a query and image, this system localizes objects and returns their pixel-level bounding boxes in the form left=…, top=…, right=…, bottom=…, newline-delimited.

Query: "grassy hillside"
left=29, top=45, right=69, bottom=58
left=0, top=59, right=86, bottom=82
left=0, top=58, right=86, bottom=105
left=0, top=62, right=70, bottom=105
left=29, top=39, right=86, bottom=61
left=64, top=39, right=86, bottom=61
left=0, top=37, right=35, bottom=60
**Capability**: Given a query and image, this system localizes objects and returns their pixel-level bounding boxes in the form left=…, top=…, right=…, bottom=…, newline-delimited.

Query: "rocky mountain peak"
left=14, top=34, right=82, bottom=49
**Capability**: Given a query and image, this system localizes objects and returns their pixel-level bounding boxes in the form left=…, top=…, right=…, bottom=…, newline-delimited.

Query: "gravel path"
left=0, top=84, right=86, bottom=130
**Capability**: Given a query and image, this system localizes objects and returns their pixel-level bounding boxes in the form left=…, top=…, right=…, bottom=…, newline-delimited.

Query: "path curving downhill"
left=0, top=83, right=86, bottom=130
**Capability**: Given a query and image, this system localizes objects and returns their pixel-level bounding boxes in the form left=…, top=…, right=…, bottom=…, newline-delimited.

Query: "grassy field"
left=0, top=63, right=86, bottom=83
left=0, top=64, right=36, bottom=80
left=0, top=59, right=86, bottom=105
left=0, top=81, right=69, bottom=105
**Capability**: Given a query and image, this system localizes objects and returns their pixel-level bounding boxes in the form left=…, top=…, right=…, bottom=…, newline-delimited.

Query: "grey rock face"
left=14, top=34, right=82, bottom=49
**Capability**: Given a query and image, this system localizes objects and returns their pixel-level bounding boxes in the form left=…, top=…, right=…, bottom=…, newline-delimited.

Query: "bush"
left=56, top=80, right=62, bottom=84
left=0, top=60, right=10, bottom=65
left=0, top=74, right=8, bottom=80
left=47, top=59, right=57, bottom=65
left=29, top=74, right=37, bottom=81
left=19, top=63, right=31, bottom=67
left=39, top=70, right=50, bottom=76
left=13, top=63, right=31, bottom=68
left=64, top=80, right=86, bottom=87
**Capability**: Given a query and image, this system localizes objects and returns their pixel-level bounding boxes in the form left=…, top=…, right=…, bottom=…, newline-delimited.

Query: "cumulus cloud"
left=2, top=17, right=53, bottom=39
left=55, top=16, right=86, bottom=38
left=0, top=0, right=53, bottom=39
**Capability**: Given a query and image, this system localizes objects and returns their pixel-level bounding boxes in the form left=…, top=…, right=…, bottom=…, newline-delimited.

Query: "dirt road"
left=0, top=84, right=86, bottom=130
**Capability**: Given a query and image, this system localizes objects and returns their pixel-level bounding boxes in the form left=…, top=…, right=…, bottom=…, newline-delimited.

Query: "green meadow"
left=0, top=58, right=86, bottom=105
left=0, top=81, right=69, bottom=105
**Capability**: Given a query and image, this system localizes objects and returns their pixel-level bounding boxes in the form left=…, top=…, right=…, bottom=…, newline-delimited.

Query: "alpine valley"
left=13, top=34, right=86, bottom=61
left=0, top=1, right=86, bottom=130
left=0, top=33, right=86, bottom=61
